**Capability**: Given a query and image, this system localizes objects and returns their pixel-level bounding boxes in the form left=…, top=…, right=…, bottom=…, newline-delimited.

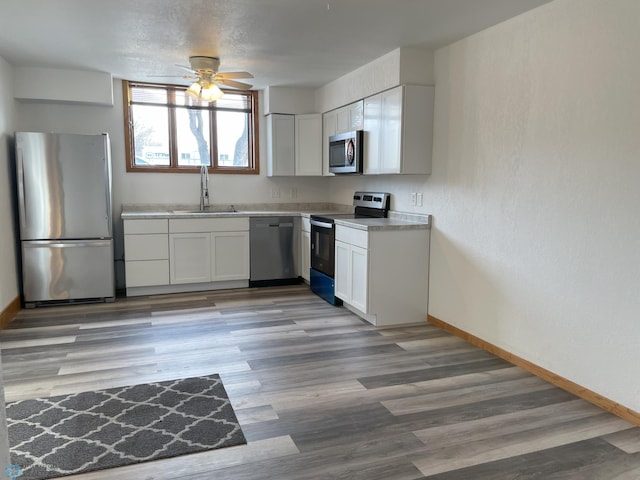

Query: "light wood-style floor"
left=1, top=285, right=639, bottom=479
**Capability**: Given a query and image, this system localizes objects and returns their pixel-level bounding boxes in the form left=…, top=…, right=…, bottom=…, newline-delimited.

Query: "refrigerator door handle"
left=23, top=240, right=113, bottom=249
left=16, top=148, right=27, bottom=233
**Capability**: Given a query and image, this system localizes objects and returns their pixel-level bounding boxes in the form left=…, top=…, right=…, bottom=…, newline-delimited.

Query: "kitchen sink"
left=170, top=208, right=238, bottom=214
left=167, top=208, right=287, bottom=216
left=171, top=209, right=213, bottom=214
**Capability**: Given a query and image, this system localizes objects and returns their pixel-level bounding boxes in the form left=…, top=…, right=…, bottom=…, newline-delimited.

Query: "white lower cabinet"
left=124, top=219, right=169, bottom=289
left=169, top=218, right=250, bottom=285
left=169, top=233, right=211, bottom=284
left=335, top=224, right=430, bottom=326
left=124, top=217, right=249, bottom=296
left=211, top=231, right=250, bottom=281
left=335, top=240, right=368, bottom=313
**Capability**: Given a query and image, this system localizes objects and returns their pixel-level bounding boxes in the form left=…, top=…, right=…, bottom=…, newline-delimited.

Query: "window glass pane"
left=215, top=92, right=250, bottom=110
left=130, top=86, right=169, bottom=105
left=175, top=90, right=210, bottom=108
left=216, top=110, right=249, bottom=167
left=126, top=82, right=256, bottom=172
left=131, top=104, right=170, bottom=166
left=175, top=107, right=211, bottom=166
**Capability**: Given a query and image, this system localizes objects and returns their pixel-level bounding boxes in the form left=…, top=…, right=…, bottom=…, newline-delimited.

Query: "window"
left=123, top=81, right=259, bottom=174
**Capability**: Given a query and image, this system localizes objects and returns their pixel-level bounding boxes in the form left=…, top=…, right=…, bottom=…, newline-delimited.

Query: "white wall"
left=316, top=47, right=434, bottom=113
left=425, top=0, right=640, bottom=412
left=13, top=67, right=113, bottom=106
left=0, top=53, right=15, bottom=480
left=0, top=56, right=18, bottom=312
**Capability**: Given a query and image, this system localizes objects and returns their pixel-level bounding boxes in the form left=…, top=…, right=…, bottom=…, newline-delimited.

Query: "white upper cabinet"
left=363, top=85, right=434, bottom=175
left=266, top=114, right=295, bottom=176
left=266, top=113, right=322, bottom=177
left=322, top=111, right=338, bottom=176
left=336, top=100, right=364, bottom=133
left=294, top=114, right=323, bottom=176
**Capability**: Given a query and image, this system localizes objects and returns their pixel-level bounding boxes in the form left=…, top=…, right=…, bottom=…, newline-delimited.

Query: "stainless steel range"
left=309, top=192, right=390, bottom=304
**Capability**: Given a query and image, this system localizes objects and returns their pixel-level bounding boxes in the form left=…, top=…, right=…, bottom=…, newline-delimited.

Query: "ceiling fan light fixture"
left=186, top=80, right=224, bottom=103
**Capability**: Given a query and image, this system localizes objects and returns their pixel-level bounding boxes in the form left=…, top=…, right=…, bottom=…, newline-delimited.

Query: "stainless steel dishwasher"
left=249, top=216, right=299, bottom=287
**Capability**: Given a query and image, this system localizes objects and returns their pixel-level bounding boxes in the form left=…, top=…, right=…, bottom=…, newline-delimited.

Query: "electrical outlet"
left=410, top=192, right=417, bottom=206
left=417, top=193, right=423, bottom=207
left=271, top=188, right=280, bottom=198
left=290, top=187, right=297, bottom=199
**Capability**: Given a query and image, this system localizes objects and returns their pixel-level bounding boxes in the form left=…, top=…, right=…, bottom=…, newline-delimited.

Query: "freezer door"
left=16, top=132, right=112, bottom=240
left=22, top=240, right=115, bottom=304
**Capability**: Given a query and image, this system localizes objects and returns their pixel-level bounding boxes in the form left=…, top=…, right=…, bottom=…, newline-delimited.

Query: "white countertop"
left=121, top=203, right=430, bottom=231
left=333, top=216, right=430, bottom=231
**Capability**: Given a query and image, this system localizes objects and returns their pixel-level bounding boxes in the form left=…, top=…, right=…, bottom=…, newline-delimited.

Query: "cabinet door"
left=349, top=245, right=368, bottom=312
left=334, top=240, right=350, bottom=301
left=266, top=114, right=295, bottom=176
left=211, top=231, right=250, bottom=281
left=349, top=100, right=364, bottom=130
left=363, top=94, right=382, bottom=174
left=336, top=106, right=350, bottom=133
left=322, top=111, right=337, bottom=176
left=380, top=87, right=403, bottom=173
left=170, top=233, right=211, bottom=284
left=124, top=234, right=168, bottom=261
left=125, top=233, right=170, bottom=288
left=301, top=230, right=311, bottom=282
left=294, top=114, right=322, bottom=176
left=336, top=101, right=364, bottom=133
left=335, top=241, right=369, bottom=312
left=125, top=260, right=170, bottom=287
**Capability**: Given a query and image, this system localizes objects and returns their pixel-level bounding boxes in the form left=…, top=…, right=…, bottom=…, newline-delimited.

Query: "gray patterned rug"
left=6, top=374, right=246, bottom=480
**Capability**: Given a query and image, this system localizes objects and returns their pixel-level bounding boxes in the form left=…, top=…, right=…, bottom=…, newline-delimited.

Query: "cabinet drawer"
left=124, top=234, right=168, bottom=261
left=123, top=219, right=168, bottom=235
left=125, top=260, right=169, bottom=287
left=169, top=217, right=249, bottom=233
left=336, top=225, right=368, bottom=249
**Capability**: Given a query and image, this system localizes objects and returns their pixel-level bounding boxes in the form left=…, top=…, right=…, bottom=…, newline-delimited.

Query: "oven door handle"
left=310, top=219, right=334, bottom=229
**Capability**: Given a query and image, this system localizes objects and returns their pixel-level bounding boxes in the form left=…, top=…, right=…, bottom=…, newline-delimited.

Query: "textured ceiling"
left=0, top=0, right=552, bottom=90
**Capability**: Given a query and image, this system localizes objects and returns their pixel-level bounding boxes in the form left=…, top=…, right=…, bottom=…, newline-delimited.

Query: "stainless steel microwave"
left=328, top=130, right=363, bottom=174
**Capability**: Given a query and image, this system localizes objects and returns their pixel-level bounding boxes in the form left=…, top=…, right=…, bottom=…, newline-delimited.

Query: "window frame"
left=123, top=80, right=259, bottom=174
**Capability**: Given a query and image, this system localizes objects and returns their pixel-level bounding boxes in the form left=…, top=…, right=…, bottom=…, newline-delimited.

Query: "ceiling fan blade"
left=147, top=74, right=197, bottom=80
left=176, top=64, right=195, bottom=73
left=216, top=78, right=253, bottom=90
left=215, top=71, right=254, bottom=80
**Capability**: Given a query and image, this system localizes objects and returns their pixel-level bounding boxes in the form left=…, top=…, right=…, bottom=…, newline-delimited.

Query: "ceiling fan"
left=154, top=56, right=254, bottom=102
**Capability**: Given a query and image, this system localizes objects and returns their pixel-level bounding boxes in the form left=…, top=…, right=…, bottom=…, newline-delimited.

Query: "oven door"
left=310, top=218, right=335, bottom=278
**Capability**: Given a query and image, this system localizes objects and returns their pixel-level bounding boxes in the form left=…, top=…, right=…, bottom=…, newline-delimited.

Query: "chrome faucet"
left=199, top=165, right=210, bottom=211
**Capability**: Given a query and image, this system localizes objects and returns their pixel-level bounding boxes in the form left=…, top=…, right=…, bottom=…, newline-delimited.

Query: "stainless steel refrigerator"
left=15, top=132, right=115, bottom=307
